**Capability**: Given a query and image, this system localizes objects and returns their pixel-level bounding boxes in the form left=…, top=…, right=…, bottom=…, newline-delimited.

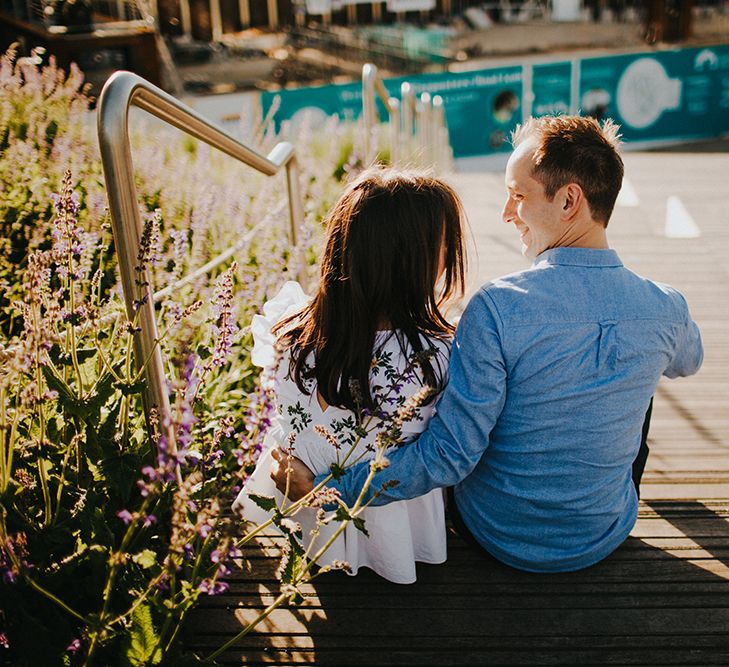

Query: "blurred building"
left=160, top=0, right=484, bottom=42
left=0, top=0, right=163, bottom=92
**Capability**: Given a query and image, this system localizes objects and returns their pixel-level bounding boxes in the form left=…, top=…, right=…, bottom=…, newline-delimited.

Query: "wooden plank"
left=191, top=647, right=729, bottom=667
left=189, top=607, right=729, bottom=638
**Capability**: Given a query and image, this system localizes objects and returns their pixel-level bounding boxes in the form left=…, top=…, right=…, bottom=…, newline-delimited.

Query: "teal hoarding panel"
left=531, top=61, right=572, bottom=117
left=389, top=67, right=522, bottom=156
left=579, top=45, right=729, bottom=141
left=262, top=65, right=523, bottom=158
left=261, top=81, right=362, bottom=129
left=261, top=44, right=729, bottom=158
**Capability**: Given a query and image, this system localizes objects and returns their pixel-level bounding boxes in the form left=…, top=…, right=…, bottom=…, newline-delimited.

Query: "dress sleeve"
left=250, top=281, right=309, bottom=369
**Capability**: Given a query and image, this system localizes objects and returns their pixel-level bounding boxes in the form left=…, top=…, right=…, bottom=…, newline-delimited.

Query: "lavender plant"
left=0, top=46, right=409, bottom=665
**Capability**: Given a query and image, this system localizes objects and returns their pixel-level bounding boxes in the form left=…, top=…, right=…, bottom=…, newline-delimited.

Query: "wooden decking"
left=187, top=148, right=729, bottom=665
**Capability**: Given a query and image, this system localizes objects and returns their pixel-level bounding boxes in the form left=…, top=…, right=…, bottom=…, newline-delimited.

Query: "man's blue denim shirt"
left=315, top=247, right=704, bottom=572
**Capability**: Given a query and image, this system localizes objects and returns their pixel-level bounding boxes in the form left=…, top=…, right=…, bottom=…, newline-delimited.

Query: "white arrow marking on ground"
left=616, top=178, right=639, bottom=207
left=665, top=196, right=701, bottom=238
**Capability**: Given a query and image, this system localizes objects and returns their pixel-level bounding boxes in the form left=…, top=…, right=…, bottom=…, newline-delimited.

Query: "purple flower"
left=136, top=479, right=152, bottom=498
left=0, top=632, right=9, bottom=649
left=143, top=514, right=157, bottom=528
left=205, top=449, right=224, bottom=467
left=117, top=510, right=133, bottom=525
left=135, top=209, right=162, bottom=277
left=1, top=533, right=31, bottom=582
left=198, top=579, right=229, bottom=596
left=66, top=638, right=81, bottom=654
left=210, top=262, right=239, bottom=367
left=155, top=574, right=170, bottom=592
left=227, top=546, right=243, bottom=560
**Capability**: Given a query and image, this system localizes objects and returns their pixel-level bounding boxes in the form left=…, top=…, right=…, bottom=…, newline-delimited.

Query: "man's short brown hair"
left=512, top=115, right=624, bottom=226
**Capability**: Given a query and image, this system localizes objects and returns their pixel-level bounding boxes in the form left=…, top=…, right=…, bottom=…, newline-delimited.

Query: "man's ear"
left=560, top=183, right=584, bottom=221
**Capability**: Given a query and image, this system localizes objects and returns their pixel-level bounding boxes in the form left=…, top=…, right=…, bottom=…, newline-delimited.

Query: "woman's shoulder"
left=370, top=330, right=452, bottom=392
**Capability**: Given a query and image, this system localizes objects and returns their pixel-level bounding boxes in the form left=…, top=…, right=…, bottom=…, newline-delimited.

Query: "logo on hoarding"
left=616, top=58, right=682, bottom=129
left=694, top=49, right=719, bottom=71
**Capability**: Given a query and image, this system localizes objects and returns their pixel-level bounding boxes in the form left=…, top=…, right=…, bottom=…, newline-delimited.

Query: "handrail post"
left=361, top=63, right=451, bottom=172
left=401, top=82, right=414, bottom=165
left=417, top=92, right=431, bottom=168
left=432, top=95, right=445, bottom=171
left=362, top=63, right=378, bottom=164
left=285, top=158, right=303, bottom=248
left=97, top=75, right=175, bottom=456
left=97, top=71, right=305, bottom=451
left=285, top=156, right=305, bottom=282
left=388, top=98, right=400, bottom=166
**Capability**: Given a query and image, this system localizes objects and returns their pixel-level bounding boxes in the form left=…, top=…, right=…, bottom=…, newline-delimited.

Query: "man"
left=271, top=115, right=703, bottom=573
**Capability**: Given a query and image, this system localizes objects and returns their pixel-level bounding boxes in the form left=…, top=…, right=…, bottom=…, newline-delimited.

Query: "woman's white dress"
left=232, top=282, right=448, bottom=584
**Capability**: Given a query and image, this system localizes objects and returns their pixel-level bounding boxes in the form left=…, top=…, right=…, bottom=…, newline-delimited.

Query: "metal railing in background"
left=362, top=63, right=452, bottom=171
left=362, top=63, right=400, bottom=165
left=97, top=71, right=304, bottom=450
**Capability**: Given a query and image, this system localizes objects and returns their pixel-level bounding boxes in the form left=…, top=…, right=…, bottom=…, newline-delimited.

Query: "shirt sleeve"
left=663, top=294, right=704, bottom=379
left=314, top=291, right=508, bottom=506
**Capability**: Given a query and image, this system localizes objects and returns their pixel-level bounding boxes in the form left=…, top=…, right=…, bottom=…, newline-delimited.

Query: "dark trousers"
left=632, top=397, right=653, bottom=499
left=448, top=397, right=655, bottom=546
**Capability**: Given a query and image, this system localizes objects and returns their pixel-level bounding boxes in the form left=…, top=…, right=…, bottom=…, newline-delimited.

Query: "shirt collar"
left=533, top=247, right=623, bottom=269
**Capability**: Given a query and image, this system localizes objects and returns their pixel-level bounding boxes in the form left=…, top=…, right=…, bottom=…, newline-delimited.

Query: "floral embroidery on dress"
left=273, top=339, right=442, bottom=474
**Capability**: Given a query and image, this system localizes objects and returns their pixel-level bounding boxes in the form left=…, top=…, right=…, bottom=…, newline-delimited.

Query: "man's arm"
left=272, top=291, right=508, bottom=506
left=664, top=294, right=703, bottom=378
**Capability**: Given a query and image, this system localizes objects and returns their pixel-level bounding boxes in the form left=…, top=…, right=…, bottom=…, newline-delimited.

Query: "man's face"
left=502, top=139, right=564, bottom=260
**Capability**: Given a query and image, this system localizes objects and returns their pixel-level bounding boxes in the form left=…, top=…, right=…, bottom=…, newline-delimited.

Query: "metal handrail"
left=362, top=63, right=401, bottom=165
left=362, top=63, right=452, bottom=171
left=97, top=71, right=304, bottom=449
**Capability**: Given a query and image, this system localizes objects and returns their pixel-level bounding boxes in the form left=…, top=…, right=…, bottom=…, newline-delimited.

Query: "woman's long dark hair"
left=275, top=167, right=467, bottom=412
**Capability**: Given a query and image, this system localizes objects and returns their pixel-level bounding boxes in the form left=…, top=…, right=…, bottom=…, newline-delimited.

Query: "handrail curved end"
left=267, top=141, right=295, bottom=167
left=97, top=70, right=145, bottom=145
left=362, top=63, right=377, bottom=83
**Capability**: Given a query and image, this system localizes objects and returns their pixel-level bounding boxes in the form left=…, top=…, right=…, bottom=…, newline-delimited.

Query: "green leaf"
left=41, top=364, right=79, bottom=410
left=100, top=452, right=141, bottom=506
left=352, top=516, right=369, bottom=537
left=115, top=379, right=146, bottom=396
left=329, top=463, right=345, bottom=480
left=86, top=398, right=122, bottom=463
left=248, top=493, right=277, bottom=513
left=334, top=505, right=351, bottom=523
left=76, top=347, right=97, bottom=364
left=46, top=346, right=96, bottom=367
left=196, top=344, right=211, bottom=360
left=42, top=365, right=116, bottom=421
left=277, top=535, right=306, bottom=585
left=86, top=370, right=117, bottom=417
left=132, top=549, right=158, bottom=569
left=332, top=506, right=369, bottom=537
left=127, top=602, right=161, bottom=665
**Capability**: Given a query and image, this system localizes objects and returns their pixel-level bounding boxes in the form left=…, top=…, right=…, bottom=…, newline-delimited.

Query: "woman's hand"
left=270, top=447, right=315, bottom=501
